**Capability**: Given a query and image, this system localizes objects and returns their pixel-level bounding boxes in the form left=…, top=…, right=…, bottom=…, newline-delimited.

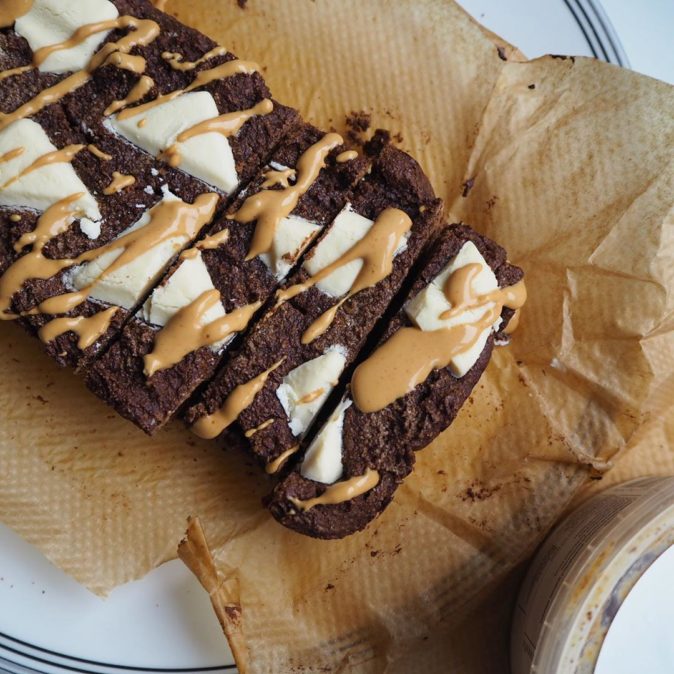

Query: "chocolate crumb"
left=325, top=583, right=335, bottom=591
left=363, top=128, right=390, bottom=156
left=236, top=0, right=248, bottom=8
left=462, top=177, right=475, bottom=197
left=528, top=83, right=536, bottom=90
left=346, top=110, right=371, bottom=133
left=370, top=550, right=379, bottom=557
left=497, top=46, right=507, bottom=61
left=345, top=110, right=371, bottom=145
left=462, top=481, right=502, bottom=501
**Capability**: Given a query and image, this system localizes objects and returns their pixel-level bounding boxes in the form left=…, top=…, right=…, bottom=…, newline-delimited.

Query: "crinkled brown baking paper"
left=0, top=0, right=672, bottom=671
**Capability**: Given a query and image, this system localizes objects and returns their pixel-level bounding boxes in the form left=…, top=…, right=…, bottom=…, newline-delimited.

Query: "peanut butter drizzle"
left=87, top=144, right=112, bottom=161
left=351, top=265, right=528, bottom=413
left=504, top=308, right=521, bottom=334
left=102, top=51, right=146, bottom=74
left=297, top=387, right=325, bottom=405
left=265, top=445, right=299, bottom=475
left=143, top=290, right=261, bottom=376
left=261, top=168, right=296, bottom=189
left=104, top=75, right=155, bottom=116
left=0, top=0, right=32, bottom=28
left=116, top=60, right=260, bottom=121
left=38, top=306, right=118, bottom=349
left=244, top=418, right=274, bottom=438
left=160, top=144, right=181, bottom=167
left=103, top=171, right=136, bottom=195
left=336, top=150, right=358, bottom=163
left=289, top=468, right=380, bottom=511
left=277, top=208, right=412, bottom=344
left=0, top=65, right=33, bottom=82
left=32, top=17, right=145, bottom=68
left=0, top=194, right=83, bottom=318
left=196, top=228, right=230, bottom=250
left=176, top=99, right=273, bottom=142
left=0, top=16, right=160, bottom=132
left=161, top=46, right=228, bottom=71
left=36, top=193, right=219, bottom=316
left=0, top=147, right=24, bottom=163
left=1, top=144, right=84, bottom=190
left=232, top=133, right=343, bottom=261
left=191, top=359, right=285, bottom=440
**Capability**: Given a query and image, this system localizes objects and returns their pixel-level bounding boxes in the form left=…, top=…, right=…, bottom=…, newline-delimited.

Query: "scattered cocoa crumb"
left=345, top=110, right=371, bottom=145
left=34, top=394, right=48, bottom=405
left=236, top=0, right=248, bottom=8
left=497, top=46, right=507, bottom=61
left=437, top=469, right=447, bottom=476
left=393, top=543, right=402, bottom=554
left=346, top=110, right=371, bottom=133
left=392, top=131, right=403, bottom=144
left=225, top=605, right=242, bottom=623
left=528, top=83, right=536, bottom=90
left=462, top=177, right=475, bottom=197
left=370, top=550, right=379, bottom=557
left=462, top=481, right=502, bottom=502
left=325, top=583, right=335, bottom=591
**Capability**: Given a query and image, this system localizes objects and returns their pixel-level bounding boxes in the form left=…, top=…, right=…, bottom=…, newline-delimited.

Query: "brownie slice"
left=2, top=0, right=299, bottom=196
left=184, top=144, right=443, bottom=469
left=266, top=224, right=524, bottom=538
left=84, top=123, right=369, bottom=434
left=65, top=0, right=300, bottom=196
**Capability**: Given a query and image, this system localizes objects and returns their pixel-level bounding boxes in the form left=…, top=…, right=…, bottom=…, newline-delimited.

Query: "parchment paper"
left=1, top=1, right=672, bottom=672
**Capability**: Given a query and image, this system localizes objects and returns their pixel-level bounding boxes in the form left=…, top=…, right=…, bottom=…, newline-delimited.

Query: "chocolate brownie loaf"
left=84, top=123, right=369, bottom=433
left=267, top=224, right=526, bottom=538
left=185, top=143, right=444, bottom=473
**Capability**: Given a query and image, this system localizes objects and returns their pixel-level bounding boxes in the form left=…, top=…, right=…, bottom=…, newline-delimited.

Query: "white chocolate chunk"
left=0, top=119, right=101, bottom=232
left=259, top=213, right=321, bottom=280
left=300, top=398, right=352, bottom=484
left=304, top=204, right=407, bottom=297
left=276, top=346, right=347, bottom=438
left=107, top=92, right=239, bottom=194
left=66, top=191, right=190, bottom=310
left=141, top=251, right=227, bottom=353
left=404, top=240, right=501, bottom=377
left=14, top=0, right=119, bottom=74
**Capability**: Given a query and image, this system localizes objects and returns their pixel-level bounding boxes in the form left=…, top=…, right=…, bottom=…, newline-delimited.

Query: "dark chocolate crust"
left=267, top=224, right=524, bottom=539
left=84, top=123, right=368, bottom=434
left=184, top=145, right=443, bottom=467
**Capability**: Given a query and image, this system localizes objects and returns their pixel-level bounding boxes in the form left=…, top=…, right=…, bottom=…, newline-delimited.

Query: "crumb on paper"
left=462, top=177, right=475, bottom=197
left=236, top=0, right=248, bottom=8
left=345, top=110, right=371, bottom=145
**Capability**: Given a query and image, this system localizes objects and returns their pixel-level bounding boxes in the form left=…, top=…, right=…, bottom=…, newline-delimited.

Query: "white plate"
left=0, top=524, right=234, bottom=673
left=0, top=1, right=643, bottom=672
